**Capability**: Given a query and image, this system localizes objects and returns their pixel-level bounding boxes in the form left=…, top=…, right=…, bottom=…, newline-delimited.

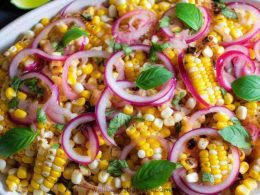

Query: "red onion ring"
left=245, top=123, right=259, bottom=142
left=222, top=3, right=260, bottom=46
left=62, top=113, right=99, bottom=165
left=105, top=45, right=176, bottom=105
left=178, top=53, right=210, bottom=107
left=225, top=45, right=249, bottom=56
left=32, top=18, right=85, bottom=49
left=62, top=50, right=110, bottom=100
left=9, top=48, right=66, bottom=78
left=216, top=51, right=256, bottom=91
left=254, top=39, right=260, bottom=62
left=161, top=6, right=210, bottom=43
left=112, top=10, right=157, bottom=44
left=120, top=143, right=136, bottom=175
left=169, top=128, right=240, bottom=194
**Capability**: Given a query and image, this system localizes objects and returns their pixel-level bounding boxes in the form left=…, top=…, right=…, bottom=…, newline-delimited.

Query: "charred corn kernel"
left=73, top=97, right=86, bottom=106
left=5, top=87, right=16, bottom=100
left=17, top=166, right=27, bottom=179
left=240, top=162, right=249, bottom=174
left=82, top=63, right=94, bottom=75
left=80, top=90, right=91, bottom=99
left=54, top=157, right=66, bottom=167
left=41, top=18, right=50, bottom=26
left=13, top=109, right=27, bottom=119
left=123, top=105, right=133, bottom=115
left=17, top=91, right=27, bottom=100
left=235, top=184, right=250, bottom=195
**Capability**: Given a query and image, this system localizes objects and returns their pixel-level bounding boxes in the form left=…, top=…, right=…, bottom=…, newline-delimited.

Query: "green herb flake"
left=61, top=27, right=88, bottom=47
left=132, top=160, right=181, bottom=190
left=107, top=160, right=128, bottom=177
left=51, top=143, right=60, bottom=149
left=55, top=124, right=64, bottom=130
left=150, top=42, right=170, bottom=62
left=175, top=122, right=182, bottom=136
left=8, top=97, right=19, bottom=109
left=220, top=88, right=227, bottom=97
left=121, top=44, right=133, bottom=55
left=0, top=127, right=38, bottom=157
left=23, top=78, right=44, bottom=98
left=231, top=75, right=260, bottom=102
left=11, top=76, right=22, bottom=92
left=219, top=125, right=251, bottom=149
left=136, top=66, right=173, bottom=90
left=159, top=16, right=170, bottom=28
left=202, top=172, right=215, bottom=184
left=172, top=91, right=187, bottom=106
left=175, top=3, right=203, bottom=31
left=109, top=39, right=132, bottom=55
left=108, top=113, right=132, bottom=137
left=36, top=108, right=47, bottom=124
left=230, top=117, right=241, bottom=125
left=221, top=7, right=238, bottom=19
left=81, top=13, right=93, bottom=21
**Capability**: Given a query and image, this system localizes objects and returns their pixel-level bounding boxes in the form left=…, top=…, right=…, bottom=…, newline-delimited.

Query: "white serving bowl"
left=0, top=0, right=259, bottom=194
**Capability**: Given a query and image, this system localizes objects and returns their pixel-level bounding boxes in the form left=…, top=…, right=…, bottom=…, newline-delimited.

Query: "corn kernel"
left=5, top=87, right=16, bottom=100
left=80, top=90, right=91, bottom=100
left=17, top=91, right=27, bottom=100
left=240, top=162, right=249, bottom=174
left=13, top=109, right=27, bottom=119
left=224, top=93, right=234, bottom=104
left=72, top=97, right=86, bottom=106
left=57, top=183, right=66, bottom=193
left=41, top=18, right=50, bottom=26
left=123, top=105, right=133, bottom=115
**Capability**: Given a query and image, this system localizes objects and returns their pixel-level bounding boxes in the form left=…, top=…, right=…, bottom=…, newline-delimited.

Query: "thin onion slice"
left=120, top=143, right=136, bottom=175
left=62, top=113, right=99, bottom=165
left=169, top=128, right=240, bottom=194
left=62, top=50, right=110, bottom=100
left=225, top=45, right=249, bottom=55
left=254, top=39, right=260, bottom=62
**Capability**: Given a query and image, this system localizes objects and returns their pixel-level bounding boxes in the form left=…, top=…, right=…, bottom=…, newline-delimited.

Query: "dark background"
left=0, top=0, right=27, bottom=29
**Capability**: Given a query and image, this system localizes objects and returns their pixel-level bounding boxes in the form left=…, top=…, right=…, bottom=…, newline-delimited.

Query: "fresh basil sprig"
left=219, top=124, right=251, bottom=149
left=149, top=42, right=170, bottom=62
left=61, top=27, right=88, bottom=47
left=159, top=16, right=170, bottom=28
left=107, top=159, right=128, bottom=177
left=0, top=127, right=38, bottom=157
left=176, top=3, right=203, bottom=31
left=136, top=66, right=173, bottom=90
left=202, top=172, right=215, bottom=183
left=231, top=75, right=260, bottom=101
left=132, top=160, right=181, bottom=190
left=108, top=113, right=132, bottom=137
left=36, top=108, right=47, bottom=124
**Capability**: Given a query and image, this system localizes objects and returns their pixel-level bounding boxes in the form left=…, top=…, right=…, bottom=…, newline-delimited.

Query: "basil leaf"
left=221, top=7, right=237, bottom=19
left=202, top=172, right=215, bottom=184
left=230, top=117, right=241, bottom=125
left=109, top=39, right=132, bottom=55
left=36, top=108, right=47, bottom=124
left=108, top=113, right=132, bottom=137
left=172, top=91, right=187, bottom=106
left=23, top=78, right=44, bottom=98
left=8, top=97, right=19, bottom=109
left=11, top=76, right=22, bottom=92
left=136, top=66, right=173, bottom=90
left=51, top=143, right=60, bottom=149
left=159, top=16, right=170, bottom=28
left=61, top=27, right=88, bottom=47
left=150, top=42, right=170, bottom=62
left=176, top=3, right=203, bottom=31
left=219, top=125, right=251, bottom=149
left=132, top=160, right=181, bottom=190
left=107, top=160, right=128, bottom=177
left=55, top=124, right=64, bottom=130
left=0, top=127, right=38, bottom=157
left=231, top=75, right=260, bottom=101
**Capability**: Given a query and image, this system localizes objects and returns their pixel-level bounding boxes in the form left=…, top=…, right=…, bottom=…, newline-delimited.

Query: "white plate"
left=0, top=0, right=260, bottom=194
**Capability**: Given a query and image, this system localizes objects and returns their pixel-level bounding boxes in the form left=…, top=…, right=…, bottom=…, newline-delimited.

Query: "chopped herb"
left=0, top=127, right=38, bottom=157
left=36, top=108, right=47, bottom=124
left=8, top=97, right=19, bottom=109
left=109, top=39, right=132, bottom=55
left=159, top=16, right=170, bottom=28
left=149, top=42, right=170, bottom=62
left=107, top=160, right=128, bottom=177
left=172, top=91, right=187, bottom=106
left=23, top=78, right=44, bottom=98
left=108, top=113, right=132, bottom=137
left=221, top=7, right=238, bottom=19
left=11, top=76, right=22, bottom=92
left=220, top=87, right=227, bottom=96
left=51, top=143, right=60, bottom=149
left=131, top=116, right=145, bottom=122
left=230, top=117, right=241, bottom=125
left=81, top=13, right=93, bottom=21
left=175, top=122, right=182, bottom=135
left=132, top=160, right=181, bottom=190
left=202, top=172, right=215, bottom=183
left=55, top=124, right=64, bottom=130
left=105, top=109, right=116, bottom=116
left=61, top=27, right=88, bottom=47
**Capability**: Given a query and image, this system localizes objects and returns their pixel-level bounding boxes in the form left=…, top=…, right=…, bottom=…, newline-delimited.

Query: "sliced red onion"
left=161, top=6, right=210, bottom=43
left=245, top=123, right=259, bottom=142
left=62, top=50, right=110, bottom=100
left=216, top=51, right=256, bottom=91
left=62, top=113, right=99, bottom=165
left=178, top=53, right=210, bottom=107
left=112, top=10, right=157, bottom=44
left=222, top=3, right=260, bottom=46
left=32, top=18, right=85, bottom=49
left=9, top=48, right=66, bottom=78
left=169, top=128, right=240, bottom=194
left=189, top=106, right=235, bottom=126
left=120, top=143, right=136, bottom=175
left=254, top=39, right=260, bottom=62
left=105, top=45, right=175, bottom=105
left=225, top=45, right=249, bottom=55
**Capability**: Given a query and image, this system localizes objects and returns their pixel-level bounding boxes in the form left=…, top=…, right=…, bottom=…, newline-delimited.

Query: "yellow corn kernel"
left=249, top=170, right=259, bottom=179
left=5, top=87, right=16, bottom=100
left=92, top=16, right=101, bottom=25
left=225, top=104, right=236, bottom=111
left=50, top=170, right=61, bottom=178
left=54, top=157, right=66, bottom=167
left=99, top=160, right=109, bottom=170
left=13, top=109, right=27, bottom=119
left=216, top=121, right=228, bottom=129
left=123, top=105, right=133, bottom=115
left=58, top=24, right=68, bottom=33
left=240, top=162, right=249, bottom=174
left=47, top=176, right=57, bottom=183
left=122, top=181, right=131, bottom=188
left=57, top=183, right=66, bottom=193
left=17, top=166, right=27, bottom=179
left=6, top=180, right=17, bottom=191
left=80, top=90, right=91, bottom=100
left=235, top=184, right=250, bottom=195
left=73, top=97, right=86, bottom=106
left=224, top=93, right=234, bottom=104
left=242, top=178, right=257, bottom=191
left=199, top=150, right=209, bottom=158
left=82, top=63, right=94, bottom=75
left=41, top=18, right=50, bottom=26
left=64, top=190, right=72, bottom=195
left=214, top=113, right=230, bottom=122
left=20, top=180, right=29, bottom=187
left=159, top=128, right=171, bottom=138
left=17, top=91, right=27, bottom=100
left=91, top=71, right=101, bottom=79
left=56, top=148, right=65, bottom=158
left=43, top=179, right=54, bottom=189
left=7, top=175, right=20, bottom=184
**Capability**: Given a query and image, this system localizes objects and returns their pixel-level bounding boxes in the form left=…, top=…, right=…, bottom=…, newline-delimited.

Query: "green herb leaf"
left=159, top=16, right=170, bottom=28
left=221, top=7, right=238, bottom=19
left=81, top=13, right=93, bottom=21
left=108, top=113, right=132, bottom=137
left=121, top=44, right=133, bottom=55
left=220, top=88, right=227, bottom=97
left=61, top=27, right=88, bottom=47
left=150, top=42, right=170, bottom=62
left=175, top=122, right=182, bottom=136
left=109, top=39, right=132, bottom=55
left=213, top=0, right=225, bottom=3
left=8, top=97, right=19, bottom=109
left=11, top=76, right=22, bottom=92
left=132, top=160, right=181, bottom=190
left=0, top=127, right=38, bottom=157
left=230, top=117, right=241, bottom=125
left=202, top=172, right=215, bottom=183
left=36, top=108, right=47, bottom=124
left=107, top=160, right=128, bottom=177
left=136, top=66, right=173, bottom=90
left=51, top=143, right=60, bottom=149
left=219, top=125, right=251, bottom=149
left=23, top=78, right=44, bottom=98
left=172, top=91, right=187, bottom=106
left=55, top=124, right=64, bottom=130
left=176, top=3, right=203, bottom=31
left=231, top=75, right=260, bottom=101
